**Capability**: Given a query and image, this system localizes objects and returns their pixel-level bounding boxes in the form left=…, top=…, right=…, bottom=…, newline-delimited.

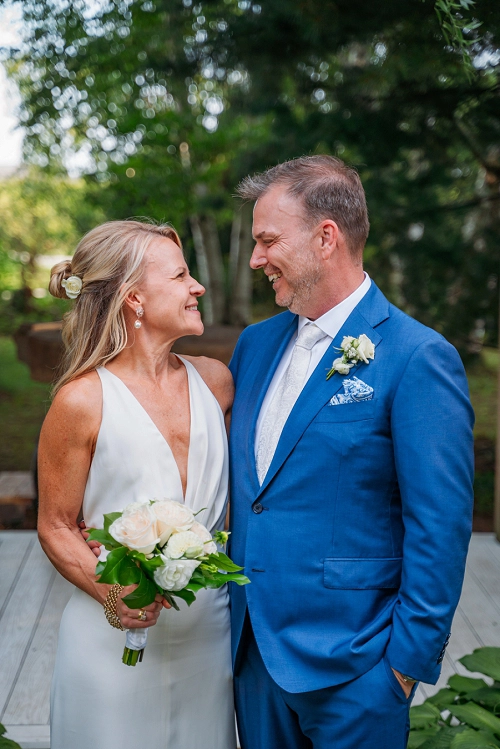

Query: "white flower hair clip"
left=326, top=334, right=375, bottom=379
left=61, top=275, right=83, bottom=299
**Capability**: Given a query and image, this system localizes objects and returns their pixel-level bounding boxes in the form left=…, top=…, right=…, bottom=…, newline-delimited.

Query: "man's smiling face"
left=250, top=184, right=323, bottom=316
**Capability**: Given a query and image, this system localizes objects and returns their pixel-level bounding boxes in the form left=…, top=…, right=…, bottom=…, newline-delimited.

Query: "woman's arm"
left=37, top=373, right=162, bottom=627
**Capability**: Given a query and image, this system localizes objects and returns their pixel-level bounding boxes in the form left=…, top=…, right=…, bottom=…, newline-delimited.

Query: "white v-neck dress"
left=50, top=358, right=235, bottom=749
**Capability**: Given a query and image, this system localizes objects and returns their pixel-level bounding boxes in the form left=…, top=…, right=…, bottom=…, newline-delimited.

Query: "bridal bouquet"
left=87, top=499, right=249, bottom=666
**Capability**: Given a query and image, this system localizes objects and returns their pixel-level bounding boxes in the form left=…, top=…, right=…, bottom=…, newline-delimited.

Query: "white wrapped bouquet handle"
left=123, top=628, right=149, bottom=666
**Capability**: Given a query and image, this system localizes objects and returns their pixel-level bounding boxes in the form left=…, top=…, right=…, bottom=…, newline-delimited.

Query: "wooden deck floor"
left=1, top=532, right=499, bottom=747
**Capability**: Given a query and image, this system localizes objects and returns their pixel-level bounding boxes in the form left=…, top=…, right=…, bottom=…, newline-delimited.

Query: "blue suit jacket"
left=228, top=283, right=474, bottom=693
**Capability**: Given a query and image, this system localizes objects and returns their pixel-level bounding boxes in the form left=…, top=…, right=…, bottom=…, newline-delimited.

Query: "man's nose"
left=250, top=243, right=266, bottom=269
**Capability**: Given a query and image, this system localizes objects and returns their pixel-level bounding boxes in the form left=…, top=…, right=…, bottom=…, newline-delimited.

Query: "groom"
left=228, top=155, right=474, bottom=748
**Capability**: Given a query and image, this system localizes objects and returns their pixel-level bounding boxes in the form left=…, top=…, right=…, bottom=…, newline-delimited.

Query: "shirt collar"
left=297, top=273, right=372, bottom=340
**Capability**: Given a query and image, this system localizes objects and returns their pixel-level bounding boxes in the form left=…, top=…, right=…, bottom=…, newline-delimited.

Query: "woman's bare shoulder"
left=182, top=355, right=234, bottom=413
left=46, top=371, right=102, bottom=428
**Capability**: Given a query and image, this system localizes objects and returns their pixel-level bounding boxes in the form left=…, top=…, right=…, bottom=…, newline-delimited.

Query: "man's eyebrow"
left=171, top=266, right=186, bottom=274
left=254, top=231, right=275, bottom=240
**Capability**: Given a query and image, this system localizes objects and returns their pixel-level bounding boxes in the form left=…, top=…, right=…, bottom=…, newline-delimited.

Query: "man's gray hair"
left=237, top=155, right=369, bottom=258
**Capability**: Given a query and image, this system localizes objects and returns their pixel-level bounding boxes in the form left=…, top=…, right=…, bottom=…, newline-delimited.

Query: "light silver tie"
left=256, top=323, right=327, bottom=484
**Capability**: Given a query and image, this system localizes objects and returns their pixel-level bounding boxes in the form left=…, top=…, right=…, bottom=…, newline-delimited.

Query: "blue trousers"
left=234, top=621, right=416, bottom=749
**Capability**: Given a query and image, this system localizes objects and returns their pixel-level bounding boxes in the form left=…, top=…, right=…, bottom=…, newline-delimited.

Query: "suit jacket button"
left=253, top=503, right=263, bottom=514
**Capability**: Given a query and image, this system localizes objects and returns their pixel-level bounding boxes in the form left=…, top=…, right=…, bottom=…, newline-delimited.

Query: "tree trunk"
left=189, top=215, right=214, bottom=325
left=199, top=215, right=225, bottom=325
left=228, top=203, right=253, bottom=326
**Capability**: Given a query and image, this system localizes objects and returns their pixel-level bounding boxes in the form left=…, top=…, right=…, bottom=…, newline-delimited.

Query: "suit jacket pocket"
left=315, top=400, right=376, bottom=423
left=323, top=558, right=403, bottom=589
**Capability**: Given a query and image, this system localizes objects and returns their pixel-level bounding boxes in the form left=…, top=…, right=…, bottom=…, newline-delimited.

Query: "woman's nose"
left=192, top=279, right=205, bottom=296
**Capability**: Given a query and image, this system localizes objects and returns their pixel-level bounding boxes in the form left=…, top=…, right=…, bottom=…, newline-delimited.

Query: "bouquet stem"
left=122, top=647, right=144, bottom=666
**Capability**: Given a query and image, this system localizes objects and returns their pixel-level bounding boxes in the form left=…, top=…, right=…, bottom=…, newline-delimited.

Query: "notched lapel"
left=257, top=306, right=384, bottom=497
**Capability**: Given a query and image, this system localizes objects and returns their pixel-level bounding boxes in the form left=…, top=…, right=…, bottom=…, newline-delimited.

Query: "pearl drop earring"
left=134, top=306, right=144, bottom=329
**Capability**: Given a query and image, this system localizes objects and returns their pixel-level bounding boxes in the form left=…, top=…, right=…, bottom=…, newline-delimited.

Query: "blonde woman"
left=38, top=221, right=235, bottom=749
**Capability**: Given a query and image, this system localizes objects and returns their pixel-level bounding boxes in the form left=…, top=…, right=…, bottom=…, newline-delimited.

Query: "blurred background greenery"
left=0, top=0, right=498, bottom=525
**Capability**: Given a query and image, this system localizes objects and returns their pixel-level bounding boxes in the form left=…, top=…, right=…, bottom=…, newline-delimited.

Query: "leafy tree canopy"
left=3, top=0, right=500, bottom=346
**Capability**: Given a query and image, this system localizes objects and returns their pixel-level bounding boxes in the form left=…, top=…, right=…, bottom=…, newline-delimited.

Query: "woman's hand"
left=116, top=588, right=164, bottom=629
left=78, top=520, right=102, bottom=558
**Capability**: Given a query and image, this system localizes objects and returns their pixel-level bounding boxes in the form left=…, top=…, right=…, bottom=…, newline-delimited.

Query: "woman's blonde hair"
left=49, top=219, right=181, bottom=396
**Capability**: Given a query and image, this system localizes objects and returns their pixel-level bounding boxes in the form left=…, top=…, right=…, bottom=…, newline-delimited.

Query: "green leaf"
left=223, top=572, right=251, bottom=586
left=206, top=552, right=244, bottom=572
left=451, top=728, right=500, bottom=748
left=95, top=546, right=128, bottom=584
left=121, top=570, right=158, bottom=608
left=171, top=588, right=197, bottom=606
left=163, top=591, right=180, bottom=611
left=118, top=557, right=141, bottom=586
left=468, top=688, right=500, bottom=709
left=410, top=703, right=442, bottom=730
left=86, top=528, right=120, bottom=550
left=103, top=511, right=122, bottom=533
left=408, top=729, right=441, bottom=749
left=460, top=649, right=500, bottom=682
left=418, top=726, right=467, bottom=749
left=185, top=581, right=205, bottom=592
left=428, top=688, right=460, bottom=707
left=448, top=703, right=500, bottom=735
left=448, top=675, right=488, bottom=694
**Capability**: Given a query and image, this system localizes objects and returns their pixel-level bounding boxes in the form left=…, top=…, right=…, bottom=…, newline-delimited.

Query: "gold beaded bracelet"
left=103, top=583, right=125, bottom=630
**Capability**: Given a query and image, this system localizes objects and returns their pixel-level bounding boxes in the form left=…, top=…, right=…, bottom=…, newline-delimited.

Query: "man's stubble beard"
left=275, top=245, right=322, bottom=316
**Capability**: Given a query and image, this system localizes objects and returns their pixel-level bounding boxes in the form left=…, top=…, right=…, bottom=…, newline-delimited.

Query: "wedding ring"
left=137, top=609, right=147, bottom=621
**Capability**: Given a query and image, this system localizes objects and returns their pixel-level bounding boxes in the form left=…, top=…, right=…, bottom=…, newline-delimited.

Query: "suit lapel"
left=241, top=312, right=298, bottom=491
left=256, top=284, right=390, bottom=497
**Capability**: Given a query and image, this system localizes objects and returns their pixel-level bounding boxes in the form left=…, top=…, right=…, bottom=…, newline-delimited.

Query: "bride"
left=37, top=220, right=236, bottom=748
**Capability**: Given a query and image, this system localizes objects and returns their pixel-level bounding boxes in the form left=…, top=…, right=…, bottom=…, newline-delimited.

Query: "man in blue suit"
left=228, top=155, right=474, bottom=749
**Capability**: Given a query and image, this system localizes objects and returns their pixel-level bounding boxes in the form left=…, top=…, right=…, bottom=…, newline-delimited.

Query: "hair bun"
left=49, top=260, right=73, bottom=299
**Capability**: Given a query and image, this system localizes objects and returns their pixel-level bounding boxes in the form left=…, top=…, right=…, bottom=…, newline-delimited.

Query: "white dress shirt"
left=254, top=273, right=371, bottom=454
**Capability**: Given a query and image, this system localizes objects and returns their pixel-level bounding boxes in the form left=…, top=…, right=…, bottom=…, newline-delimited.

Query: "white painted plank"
left=3, top=724, right=50, bottom=749
left=454, top=567, right=500, bottom=645
left=0, top=541, right=54, bottom=718
left=0, top=533, right=34, bottom=615
left=3, top=574, right=73, bottom=726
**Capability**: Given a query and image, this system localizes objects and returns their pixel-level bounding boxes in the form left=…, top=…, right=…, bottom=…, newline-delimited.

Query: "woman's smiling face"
left=134, top=236, right=205, bottom=339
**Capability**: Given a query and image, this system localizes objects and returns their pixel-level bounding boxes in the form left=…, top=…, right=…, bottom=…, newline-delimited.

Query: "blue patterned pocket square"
left=329, top=376, right=374, bottom=406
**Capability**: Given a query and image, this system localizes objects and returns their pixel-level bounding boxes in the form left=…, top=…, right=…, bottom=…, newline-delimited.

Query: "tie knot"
left=295, top=323, right=326, bottom=351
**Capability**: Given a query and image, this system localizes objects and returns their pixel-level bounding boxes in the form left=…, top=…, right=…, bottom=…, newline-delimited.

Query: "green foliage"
left=0, top=336, right=50, bottom=474
left=409, top=647, right=500, bottom=747
left=433, top=0, right=482, bottom=78
left=460, top=649, right=500, bottom=682
left=7, top=0, right=500, bottom=347
left=0, top=724, right=22, bottom=749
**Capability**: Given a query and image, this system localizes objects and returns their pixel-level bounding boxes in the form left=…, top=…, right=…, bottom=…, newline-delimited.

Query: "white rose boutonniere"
left=326, top=334, right=375, bottom=379
left=61, top=275, right=83, bottom=299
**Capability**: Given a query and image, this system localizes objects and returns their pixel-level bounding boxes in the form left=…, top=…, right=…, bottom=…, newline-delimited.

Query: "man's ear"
left=319, top=220, right=339, bottom=260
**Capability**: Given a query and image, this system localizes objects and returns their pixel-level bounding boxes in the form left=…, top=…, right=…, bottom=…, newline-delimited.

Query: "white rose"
left=340, top=336, right=355, bottom=353
left=356, top=334, right=375, bottom=363
left=109, top=502, right=160, bottom=554
left=190, top=520, right=217, bottom=555
left=332, top=357, right=353, bottom=376
left=164, top=530, right=205, bottom=559
left=151, top=499, right=195, bottom=546
left=61, top=275, right=83, bottom=299
left=153, top=557, right=200, bottom=591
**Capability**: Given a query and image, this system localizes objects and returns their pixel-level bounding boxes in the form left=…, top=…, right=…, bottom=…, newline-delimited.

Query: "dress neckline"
left=101, top=356, right=193, bottom=501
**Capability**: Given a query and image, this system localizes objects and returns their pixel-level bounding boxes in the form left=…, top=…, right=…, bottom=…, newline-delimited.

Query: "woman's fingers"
left=116, top=585, right=163, bottom=628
